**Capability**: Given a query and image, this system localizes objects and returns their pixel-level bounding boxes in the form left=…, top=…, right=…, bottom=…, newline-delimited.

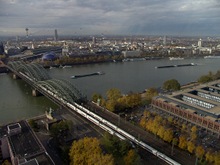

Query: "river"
left=0, top=57, right=219, bottom=124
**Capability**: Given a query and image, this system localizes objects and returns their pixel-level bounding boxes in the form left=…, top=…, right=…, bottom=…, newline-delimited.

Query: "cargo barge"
left=155, top=63, right=196, bottom=69
left=71, top=71, right=104, bottom=79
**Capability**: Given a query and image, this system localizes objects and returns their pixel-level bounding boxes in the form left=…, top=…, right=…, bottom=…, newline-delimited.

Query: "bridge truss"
left=8, top=61, right=85, bottom=103
left=37, top=79, right=86, bottom=103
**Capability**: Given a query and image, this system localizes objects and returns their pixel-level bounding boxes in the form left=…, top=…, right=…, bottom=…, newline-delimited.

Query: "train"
left=66, top=102, right=181, bottom=165
left=18, top=71, right=181, bottom=165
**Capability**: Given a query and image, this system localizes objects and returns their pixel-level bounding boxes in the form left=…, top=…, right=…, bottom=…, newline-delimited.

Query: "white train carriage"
left=77, top=110, right=87, bottom=117
left=117, top=128, right=135, bottom=141
left=156, top=152, right=181, bottom=165
left=139, top=141, right=157, bottom=155
left=106, top=121, right=117, bottom=130
left=99, top=123, right=114, bottom=135
left=114, top=132, right=126, bottom=140
left=87, top=116, right=99, bottom=125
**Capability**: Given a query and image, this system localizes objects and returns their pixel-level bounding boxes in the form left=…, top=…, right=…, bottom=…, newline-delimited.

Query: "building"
left=0, top=42, right=4, bottom=55
left=198, top=38, right=202, bottom=48
left=0, top=120, right=54, bottom=165
left=54, top=29, right=58, bottom=42
left=122, top=50, right=141, bottom=58
left=151, top=80, right=220, bottom=136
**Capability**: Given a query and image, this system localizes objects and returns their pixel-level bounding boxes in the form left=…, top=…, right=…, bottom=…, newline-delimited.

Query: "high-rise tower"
left=54, top=29, right=58, bottom=41
left=198, top=39, right=202, bottom=48
left=163, top=36, right=166, bottom=46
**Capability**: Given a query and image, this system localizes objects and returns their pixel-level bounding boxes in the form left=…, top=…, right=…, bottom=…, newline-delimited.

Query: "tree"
left=195, top=145, right=205, bottom=160
left=163, top=129, right=173, bottom=143
left=181, top=123, right=187, bottom=132
left=178, top=136, right=187, bottom=150
left=50, top=120, right=69, bottom=138
left=163, top=79, right=180, bottom=91
left=214, top=152, right=220, bottom=165
left=106, top=88, right=122, bottom=101
left=69, top=137, right=114, bottom=165
left=125, top=93, right=142, bottom=108
left=157, top=126, right=165, bottom=139
left=106, top=99, right=117, bottom=112
left=205, top=151, right=215, bottom=163
left=197, top=75, right=213, bottom=84
left=167, top=116, right=173, bottom=124
left=191, top=125, right=197, bottom=133
left=190, top=125, right=197, bottom=141
left=187, top=141, right=195, bottom=154
left=92, top=93, right=102, bottom=103
left=145, top=87, right=158, bottom=104
left=123, top=149, right=141, bottom=165
left=139, top=118, right=146, bottom=128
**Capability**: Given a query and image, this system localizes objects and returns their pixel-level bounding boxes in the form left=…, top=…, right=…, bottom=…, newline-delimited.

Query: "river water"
left=0, top=57, right=219, bottom=124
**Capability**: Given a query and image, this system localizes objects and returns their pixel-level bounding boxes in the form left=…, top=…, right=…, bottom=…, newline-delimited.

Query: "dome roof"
left=42, top=52, right=57, bottom=61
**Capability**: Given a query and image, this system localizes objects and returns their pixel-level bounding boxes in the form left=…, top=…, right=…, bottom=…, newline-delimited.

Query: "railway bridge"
left=7, top=61, right=85, bottom=102
left=6, top=61, right=182, bottom=165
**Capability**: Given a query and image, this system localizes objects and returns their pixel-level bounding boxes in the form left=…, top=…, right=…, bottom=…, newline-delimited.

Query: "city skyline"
left=0, top=0, right=220, bottom=36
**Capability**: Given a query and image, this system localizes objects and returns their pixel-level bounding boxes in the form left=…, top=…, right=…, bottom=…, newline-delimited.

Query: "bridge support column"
left=12, top=74, right=20, bottom=79
left=32, top=89, right=41, bottom=97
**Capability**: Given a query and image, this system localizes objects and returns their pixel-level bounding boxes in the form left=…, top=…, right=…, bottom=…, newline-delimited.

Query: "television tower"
left=25, top=28, right=29, bottom=38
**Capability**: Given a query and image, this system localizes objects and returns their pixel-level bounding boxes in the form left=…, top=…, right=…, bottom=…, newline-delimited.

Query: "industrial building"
left=151, top=80, right=220, bottom=136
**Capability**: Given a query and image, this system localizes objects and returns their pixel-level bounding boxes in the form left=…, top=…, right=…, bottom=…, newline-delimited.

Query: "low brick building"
left=151, top=80, right=220, bottom=136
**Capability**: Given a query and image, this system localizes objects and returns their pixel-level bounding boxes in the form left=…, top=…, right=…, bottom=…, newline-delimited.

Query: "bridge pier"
left=32, top=89, right=42, bottom=97
left=12, top=73, right=20, bottom=79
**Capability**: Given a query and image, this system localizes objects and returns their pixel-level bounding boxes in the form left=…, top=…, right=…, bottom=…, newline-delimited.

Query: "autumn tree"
left=190, top=126, right=197, bottom=141
left=178, top=136, right=187, bottom=150
left=187, top=141, right=196, bottom=154
left=139, top=117, right=146, bottom=128
left=105, top=99, right=117, bottom=112
left=163, top=79, right=181, bottom=91
left=106, top=88, right=122, bottom=101
left=163, top=129, right=173, bottom=143
left=195, top=145, right=205, bottom=160
left=205, top=151, right=215, bottom=164
left=124, top=93, right=142, bottom=108
left=167, top=116, right=173, bottom=124
left=92, top=93, right=102, bottom=103
left=105, top=88, right=122, bottom=112
left=145, top=87, right=158, bottom=104
left=69, top=137, right=114, bottom=165
left=214, top=152, right=220, bottom=165
left=197, top=75, right=213, bottom=84
left=123, top=149, right=141, bottom=165
left=157, top=126, right=165, bottom=139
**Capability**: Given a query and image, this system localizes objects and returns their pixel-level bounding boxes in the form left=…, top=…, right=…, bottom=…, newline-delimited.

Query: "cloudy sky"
left=0, top=0, right=220, bottom=36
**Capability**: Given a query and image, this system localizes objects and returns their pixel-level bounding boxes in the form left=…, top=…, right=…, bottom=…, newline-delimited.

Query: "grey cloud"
left=0, top=0, right=219, bottom=36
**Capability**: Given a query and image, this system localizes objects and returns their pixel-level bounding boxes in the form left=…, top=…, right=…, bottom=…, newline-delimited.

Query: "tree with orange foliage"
left=69, top=137, right=114, bottom=165
left=195, top=145, right=205, bottom=160
left=187, top=141, right=195, bottom=154
left=163, top=129, right=173, bottom=143
left=178, top=136, right=187, bottom=150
